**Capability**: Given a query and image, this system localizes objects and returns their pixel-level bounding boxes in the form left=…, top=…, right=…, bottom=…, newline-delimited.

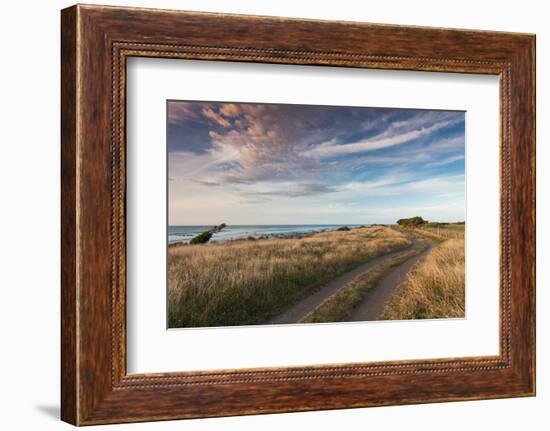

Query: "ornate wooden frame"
left=61, top=4, right=536, bottom=425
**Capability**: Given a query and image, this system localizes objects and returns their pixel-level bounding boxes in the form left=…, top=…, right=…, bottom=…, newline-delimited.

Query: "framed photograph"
left=61, top=4, right=535, bottom=425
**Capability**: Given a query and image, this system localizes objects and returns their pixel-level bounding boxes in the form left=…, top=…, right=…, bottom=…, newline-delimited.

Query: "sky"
left=167, top=100, right=465, bottom=226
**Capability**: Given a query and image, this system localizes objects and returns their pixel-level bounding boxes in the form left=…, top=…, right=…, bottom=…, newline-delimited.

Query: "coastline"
left=168, top=224, right=378, bottom=246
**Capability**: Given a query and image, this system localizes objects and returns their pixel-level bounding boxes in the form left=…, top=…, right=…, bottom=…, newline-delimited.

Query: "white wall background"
left=0, top=0, right=546, bottom=429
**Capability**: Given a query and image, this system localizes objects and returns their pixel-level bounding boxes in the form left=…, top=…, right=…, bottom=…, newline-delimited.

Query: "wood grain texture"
left=60, top=4, right=536, bottom=425
left=60, top=5, right=78, bottom=425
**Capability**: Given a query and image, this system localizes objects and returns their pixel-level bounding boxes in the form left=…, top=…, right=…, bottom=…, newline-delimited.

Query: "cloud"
left=167, top=102, right=465, bottom=224
left=336, top=173, right=465, bottom=198
left=244, top=182, right=337, bottom=199
left=167, top=101, right=200, bottom=124
left=426, top=154, right=465, bottom=167
left=177, top=103, right=330, bottom=186
left=219, top=103, right=241, bottom=117
left=191, top=179, right=219, bottom=187
left=202, top=107, right=231, bottom=128
left=305, top=113, right=463, bottom=158
left=169, top=103, right=464, bottom=181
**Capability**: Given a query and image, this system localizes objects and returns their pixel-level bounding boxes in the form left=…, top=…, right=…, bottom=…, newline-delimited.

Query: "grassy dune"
left=301, top=239, right=429, bottom=323
left=168, top=226, right=410, bottom=328
left=381, top=226, right=465, bottom=320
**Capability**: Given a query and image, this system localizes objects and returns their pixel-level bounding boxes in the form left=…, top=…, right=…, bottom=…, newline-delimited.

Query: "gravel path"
left=269, top=238, right=426, bottom=325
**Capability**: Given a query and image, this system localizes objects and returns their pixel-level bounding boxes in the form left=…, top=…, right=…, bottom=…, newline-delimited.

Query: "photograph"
left=52, top=2, right=537, bottom=426
left=167, top=100, right=466, bottom=329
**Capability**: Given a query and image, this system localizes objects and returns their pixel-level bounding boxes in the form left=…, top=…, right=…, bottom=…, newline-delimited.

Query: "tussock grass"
left=380, top=237, right=465, bottom=320
left=168, top=226, right=410, bottom=328
left=301, top=240, right=429, bottom=323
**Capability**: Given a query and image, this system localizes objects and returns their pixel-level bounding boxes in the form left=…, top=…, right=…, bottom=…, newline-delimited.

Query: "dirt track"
left=346, top=239, right=435, bottom=321
left=270, top=236, right=434, bottom=324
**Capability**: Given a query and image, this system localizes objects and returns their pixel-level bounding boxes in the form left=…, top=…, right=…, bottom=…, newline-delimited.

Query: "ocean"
left=168, top=224, right=364, bottom=244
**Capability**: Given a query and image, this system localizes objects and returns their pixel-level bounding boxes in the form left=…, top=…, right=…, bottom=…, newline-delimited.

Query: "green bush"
left=189, top=231, right=213, bottom=244
left=213, top=223, right=226, bottom=232
left=396, top=216, right=426, bottom=227
left=337, top=226, right=351, bottom=231
left=189, top=223, right=227, bottom=244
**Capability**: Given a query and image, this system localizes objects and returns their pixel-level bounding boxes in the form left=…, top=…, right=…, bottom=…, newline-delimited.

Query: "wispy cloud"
left=304, top=114, right=462, bottom=158
left=167, top=101, right=200, bottom=124
left=426, top=154, right=465, bottom=168
left=244, top=183, right=337, bottom=198
left=167, top=101, right=465, bottom=224
left=337, top=173, right=464, bottom=197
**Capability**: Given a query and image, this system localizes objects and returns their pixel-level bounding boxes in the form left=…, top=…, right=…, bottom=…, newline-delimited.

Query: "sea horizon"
left=168, top=223, right=368, bottom=244
left=169, top=223, right=370, bottom=227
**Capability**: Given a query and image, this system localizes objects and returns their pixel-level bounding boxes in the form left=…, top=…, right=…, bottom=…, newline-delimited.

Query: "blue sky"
left=167, top=101, right=465, bottom=225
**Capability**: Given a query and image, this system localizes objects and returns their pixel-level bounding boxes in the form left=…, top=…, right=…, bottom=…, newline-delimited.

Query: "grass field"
left=408, top=223, right=465, bottom=241
left=168, top=226, right=411, bottom=328
left=381, top=225, right=465, bottom=320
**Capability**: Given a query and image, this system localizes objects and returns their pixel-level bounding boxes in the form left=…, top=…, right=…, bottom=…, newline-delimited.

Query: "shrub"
left=189, top=223, right=227, bottom=244
left=213, top=223, right=226, bottom=232
left=396, top=216, right=426, bottom=227
left=189, top=231, right=213, bottom=244
left=337, top=226, right=351, bottom=231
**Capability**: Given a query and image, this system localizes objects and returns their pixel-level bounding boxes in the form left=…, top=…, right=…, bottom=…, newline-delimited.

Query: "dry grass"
left=409, top=224, right=465, bottom=241
left=301, top=239, right=429, bottom=323
left=380, top=237, right=465, bottom=320
left=168, top=226, right=410, bottom=328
